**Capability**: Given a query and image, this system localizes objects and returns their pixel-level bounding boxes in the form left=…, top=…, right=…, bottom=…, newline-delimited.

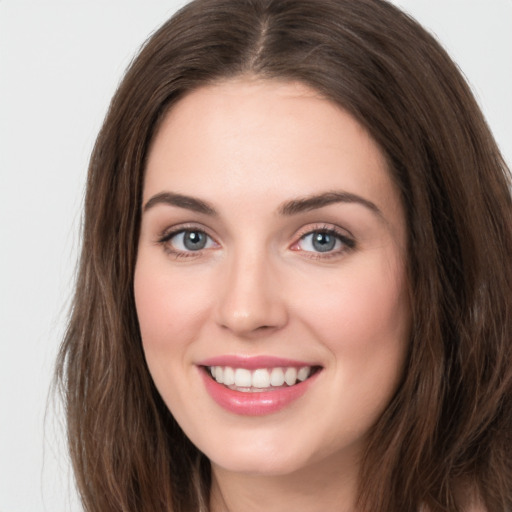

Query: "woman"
left=56, top=0, right=512, bottom=510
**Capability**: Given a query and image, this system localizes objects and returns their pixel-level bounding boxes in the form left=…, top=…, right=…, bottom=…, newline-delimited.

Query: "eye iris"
left=183, top=231, right=207, bottom=250
left=312, top=232, right=336, bottom=252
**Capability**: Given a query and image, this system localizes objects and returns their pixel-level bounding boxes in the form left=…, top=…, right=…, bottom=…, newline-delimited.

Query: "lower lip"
left=199, top=368, right=319, bottom=416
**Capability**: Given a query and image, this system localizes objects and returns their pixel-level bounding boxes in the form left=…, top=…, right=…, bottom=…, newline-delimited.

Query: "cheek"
left=295, top=252, right=410, bottom=399
left=297, top=259, right=409, bottom=448
left=304, top=251, right=408, bottom=345
left=133, top=260, right=217, bottom=421
left=133, top=260, right=215, bottom=379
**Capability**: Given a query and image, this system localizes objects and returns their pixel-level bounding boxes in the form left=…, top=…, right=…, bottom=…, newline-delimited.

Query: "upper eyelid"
left=293, top=223, right=354, bottom=241
left=155, top=222, right=355, bottom=247
left=156, top=226, right=219, bottom=257
left=157, top=223, right=216, bottom=242
left=296, top=229, right=354, bottom=247
left=291, top=223, right=357, bottom=254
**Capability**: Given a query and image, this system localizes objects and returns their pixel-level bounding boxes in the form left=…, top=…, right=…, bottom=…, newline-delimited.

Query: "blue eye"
left=163, top=229, right=216, bottom=252
left=297, top=229, right=354, bottom=254
left=303, top=232, right=338, bottom=252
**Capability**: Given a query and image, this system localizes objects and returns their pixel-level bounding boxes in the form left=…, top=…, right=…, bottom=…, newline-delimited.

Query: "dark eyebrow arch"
left=278, top=191, right=382, bottom=217
left=143, top=192, right=217, bottom=216
left=143, top=190, right=382, bottom=218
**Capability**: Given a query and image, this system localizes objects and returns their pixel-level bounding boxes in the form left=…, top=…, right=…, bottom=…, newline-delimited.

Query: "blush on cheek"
left=134, top=265, right=214, bottom=351
left=319, top=288, right=405, bottom=344
left=302, top=268, right=409, bottom=399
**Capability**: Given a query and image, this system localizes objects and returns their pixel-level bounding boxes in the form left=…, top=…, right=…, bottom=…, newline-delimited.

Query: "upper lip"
left=197, top=355, right=320, bottom=370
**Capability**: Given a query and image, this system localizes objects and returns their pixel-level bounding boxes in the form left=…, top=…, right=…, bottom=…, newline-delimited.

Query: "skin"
left=134, top=78, right=410, bottom=511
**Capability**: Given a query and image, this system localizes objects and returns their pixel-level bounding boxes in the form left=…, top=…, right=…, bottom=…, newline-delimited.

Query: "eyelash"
left=156, top=224, right=355, bottom=260
left=292, top=225, right=356, bottom=259
left=157, top=224, right=218, bottom=259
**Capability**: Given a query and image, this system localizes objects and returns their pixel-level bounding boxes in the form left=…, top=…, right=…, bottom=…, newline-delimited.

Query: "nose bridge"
left=216, top=242, right=287, bottom=336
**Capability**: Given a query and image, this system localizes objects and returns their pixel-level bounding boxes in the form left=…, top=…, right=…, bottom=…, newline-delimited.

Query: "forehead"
left=144, top=78, right=400, bottom=220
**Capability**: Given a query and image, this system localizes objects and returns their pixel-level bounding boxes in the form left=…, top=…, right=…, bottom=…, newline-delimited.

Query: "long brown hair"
left=56, top=0, right=512, bottom=510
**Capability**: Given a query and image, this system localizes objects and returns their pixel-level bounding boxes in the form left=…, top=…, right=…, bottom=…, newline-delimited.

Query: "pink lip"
left=198, top=355, right=316, bottom=369
left=198, top=365, right=321, bottom=416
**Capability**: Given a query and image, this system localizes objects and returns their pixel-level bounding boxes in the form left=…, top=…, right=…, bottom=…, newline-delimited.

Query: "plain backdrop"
left=0, top=1, right=510, bottom=511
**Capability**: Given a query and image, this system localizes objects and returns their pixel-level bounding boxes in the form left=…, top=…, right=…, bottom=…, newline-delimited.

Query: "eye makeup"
left=156, top=223, right=219, bottom=259
left=290, top=223, right=356, bottom=260
left=155, top=221, right=356, bottom=261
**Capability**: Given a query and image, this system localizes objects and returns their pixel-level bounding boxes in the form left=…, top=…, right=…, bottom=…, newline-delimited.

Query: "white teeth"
left=223, top=366, right=235, bottom=386
left=234, top=368, right=252, bottom=387
left=208, top=365, right=314, bottom=389
left=297, top=366, right=311, bottom=381
left=284, top=367, right=297, bottom=386
left=270, top=367, right=285, bottom=386
left=252, top=369, right=270, bottom=388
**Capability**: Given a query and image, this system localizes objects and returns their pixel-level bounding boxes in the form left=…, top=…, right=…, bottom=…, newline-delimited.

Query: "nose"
left=215, top=249, right=288, bottom=338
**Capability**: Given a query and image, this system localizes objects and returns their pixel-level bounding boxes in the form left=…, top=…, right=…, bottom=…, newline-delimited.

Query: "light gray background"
left=1, top=1, right=511, bottom=511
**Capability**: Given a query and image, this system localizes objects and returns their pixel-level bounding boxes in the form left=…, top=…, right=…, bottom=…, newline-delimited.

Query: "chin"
left=200, top=424, right=352, bottom=479
left=210, top=449, right=311, bottom=477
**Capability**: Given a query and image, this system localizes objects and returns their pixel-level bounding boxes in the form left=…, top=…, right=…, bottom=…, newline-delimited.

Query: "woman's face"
left=135, top=78, right=410, bottom=477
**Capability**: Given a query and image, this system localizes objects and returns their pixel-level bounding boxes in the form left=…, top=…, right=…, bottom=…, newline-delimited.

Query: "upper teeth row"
left=208, top=366, right=312, bottom=388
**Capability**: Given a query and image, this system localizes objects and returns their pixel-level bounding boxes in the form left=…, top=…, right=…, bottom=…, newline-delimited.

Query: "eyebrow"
left=278, top=191, right=382, bottom=216
left=143, top=192, right=217, bottom=215
left=143, top=190, right=382, bottom=218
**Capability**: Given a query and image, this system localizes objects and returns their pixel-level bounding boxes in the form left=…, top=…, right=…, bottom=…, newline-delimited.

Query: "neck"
left=209, top=452, right=359, bottom=512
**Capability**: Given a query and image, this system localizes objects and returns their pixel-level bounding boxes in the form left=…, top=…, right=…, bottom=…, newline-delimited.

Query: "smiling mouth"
left=204, top=365, right=322, bottom=393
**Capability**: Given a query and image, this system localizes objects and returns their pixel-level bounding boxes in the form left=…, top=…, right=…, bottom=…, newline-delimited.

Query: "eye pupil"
left=312, top=232, right=336, bottom=252
left=183, top=231, right=207, bottom=250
